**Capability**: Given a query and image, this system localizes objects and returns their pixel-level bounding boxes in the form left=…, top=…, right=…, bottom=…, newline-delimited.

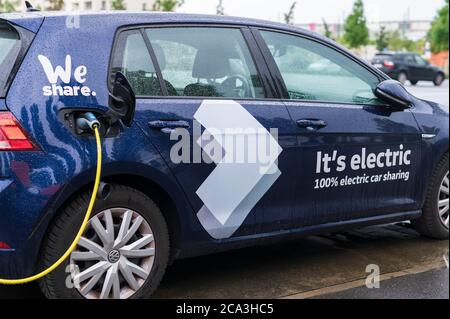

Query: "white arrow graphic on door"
left=194, top=100, right=283, bottom=239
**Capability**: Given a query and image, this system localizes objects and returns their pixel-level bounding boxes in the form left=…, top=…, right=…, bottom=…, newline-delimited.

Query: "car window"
left=374, top=54, right=393, bottom=60
left=404, top=55, right=415, bottom=63
left=414, top=55, right=427, bottom=66
left=260, top=31, right=380, bottom=105
left=0, top=23, right=21, bottom=97
left=145, top=27, right=265, bottom=99
left=111, top=30, right=163, bottom=96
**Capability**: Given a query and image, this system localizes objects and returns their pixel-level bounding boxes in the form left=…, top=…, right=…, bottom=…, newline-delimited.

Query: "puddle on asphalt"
left=155, top=223, right=449, bottom=299
left=0, top=223, right=447, bottom=299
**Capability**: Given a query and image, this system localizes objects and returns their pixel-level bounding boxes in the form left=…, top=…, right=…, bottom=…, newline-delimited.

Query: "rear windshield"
left=0, top=23, right=21, bottom=97
left=373, top=55, right=393, bottom=62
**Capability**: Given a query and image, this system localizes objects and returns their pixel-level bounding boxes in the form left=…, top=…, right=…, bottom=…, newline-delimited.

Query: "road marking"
left=280, top=260, right=447, bottom=299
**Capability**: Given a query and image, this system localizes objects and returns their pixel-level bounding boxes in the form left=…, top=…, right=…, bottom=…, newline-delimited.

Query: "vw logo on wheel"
left=108, top=250, right=121, bottom=264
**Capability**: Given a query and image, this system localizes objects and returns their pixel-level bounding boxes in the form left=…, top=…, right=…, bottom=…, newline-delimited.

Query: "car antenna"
left=25, top=1, right=40, bottom=12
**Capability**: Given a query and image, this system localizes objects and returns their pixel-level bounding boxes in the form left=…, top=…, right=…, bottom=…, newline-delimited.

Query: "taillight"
left=0, top=242, right=11, bottom=250
left=383, top=60, right=395, bottom=69
left=0, top=112, right=37, bottom=151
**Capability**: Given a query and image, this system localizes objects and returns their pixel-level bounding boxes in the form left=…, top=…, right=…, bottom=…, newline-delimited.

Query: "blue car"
left=0, top=11, right=448, bottom=299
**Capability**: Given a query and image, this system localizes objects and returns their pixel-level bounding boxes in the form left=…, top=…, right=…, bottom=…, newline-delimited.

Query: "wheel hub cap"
left=70, top=208, right=156, bottom=299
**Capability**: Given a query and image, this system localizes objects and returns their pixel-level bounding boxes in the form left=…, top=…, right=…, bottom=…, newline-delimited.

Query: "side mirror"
left=374, top=80, right=412, bottom=109
left=108, top=72, right=136, bottom=127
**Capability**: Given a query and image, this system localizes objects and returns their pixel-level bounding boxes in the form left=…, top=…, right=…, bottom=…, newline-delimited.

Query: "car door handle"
left=148, top=120, right=190, bottom=134
left=297, top=119, right=327, bottom=131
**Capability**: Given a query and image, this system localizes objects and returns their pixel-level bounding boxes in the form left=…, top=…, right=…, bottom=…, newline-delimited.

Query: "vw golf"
left=0, top=11, right=448, bottom=299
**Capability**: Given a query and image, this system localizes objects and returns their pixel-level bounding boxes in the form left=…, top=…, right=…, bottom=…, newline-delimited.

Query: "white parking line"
left=280, top=261, right=448, bottom=299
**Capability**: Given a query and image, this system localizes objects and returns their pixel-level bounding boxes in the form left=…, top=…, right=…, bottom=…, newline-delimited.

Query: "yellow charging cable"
left=0, top=126, right=102, bottom=285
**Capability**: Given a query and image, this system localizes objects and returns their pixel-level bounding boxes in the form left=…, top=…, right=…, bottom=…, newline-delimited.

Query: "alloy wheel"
left=69, top=208, right=155, bottom=299
left=438, top=171, right=449, bottom=229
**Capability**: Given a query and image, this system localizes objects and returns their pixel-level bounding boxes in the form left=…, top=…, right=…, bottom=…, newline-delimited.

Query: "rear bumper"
left=0, top=164, right=62, bottom=278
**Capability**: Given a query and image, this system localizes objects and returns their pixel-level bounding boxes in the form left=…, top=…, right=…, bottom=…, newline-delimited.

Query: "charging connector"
left=76, top=112, right=101, bottom=133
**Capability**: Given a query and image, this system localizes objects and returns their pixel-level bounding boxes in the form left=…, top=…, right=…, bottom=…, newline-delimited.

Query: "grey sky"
left=180, top=0, right=446, bottom=24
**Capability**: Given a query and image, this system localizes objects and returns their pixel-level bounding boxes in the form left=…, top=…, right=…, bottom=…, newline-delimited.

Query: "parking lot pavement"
left=405, top=80, right=449, bottom=109
left=0, top=224, right=448, bottom=299
left=314, top=267, right=449, bottom=299
left=154, top=224, right=448, bottom=299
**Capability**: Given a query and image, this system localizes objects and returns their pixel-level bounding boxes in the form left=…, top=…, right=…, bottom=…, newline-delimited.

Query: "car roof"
left=1, top=10, right=305, bottom=33
left=2, top=11, right=385, bottom=79
left=376, top=52, right=417, bottom=56
left=0, top=11, right=351, bottom=48
left=0, top=11, right=349, bottom=47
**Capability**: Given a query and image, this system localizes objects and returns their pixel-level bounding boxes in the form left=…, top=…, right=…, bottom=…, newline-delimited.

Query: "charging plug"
left=76, top=112, right=101, bottom=133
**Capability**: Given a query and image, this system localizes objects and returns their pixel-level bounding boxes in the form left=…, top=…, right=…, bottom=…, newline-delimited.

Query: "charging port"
left=59, top=108, right=121, bottom=138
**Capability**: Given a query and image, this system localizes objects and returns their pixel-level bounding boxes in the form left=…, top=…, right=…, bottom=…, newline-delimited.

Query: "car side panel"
left=409, top=99, right=449, bottom=204
left=1, top=16, right=202, bottom=277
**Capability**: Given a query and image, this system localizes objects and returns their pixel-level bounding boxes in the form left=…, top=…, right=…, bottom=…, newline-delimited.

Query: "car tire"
left=410, top=80, right=418, bottom=85
left=39, top=184, right=170, bottom=299
left=412, top=153, right=449, bottom=240
left=433, top=73, right=444, bottom=86
left=397, top=72, right=408, bottom=85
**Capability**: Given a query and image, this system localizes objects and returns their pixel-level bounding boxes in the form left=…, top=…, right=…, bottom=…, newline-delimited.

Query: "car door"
left=110, top=26, right=298, bottom=240
left=413, top=55, right=436, bottom=80
left=404, top=54, right=421, bottom=80
left=254, top=29, right=425, bottom=228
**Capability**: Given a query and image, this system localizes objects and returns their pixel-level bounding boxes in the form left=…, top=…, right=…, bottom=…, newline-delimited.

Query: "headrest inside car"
left=192, top=47, right=231, bottom=79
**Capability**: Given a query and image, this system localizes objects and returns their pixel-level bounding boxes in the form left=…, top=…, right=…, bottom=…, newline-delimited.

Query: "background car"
left=371, top=52, right=446, bottom=86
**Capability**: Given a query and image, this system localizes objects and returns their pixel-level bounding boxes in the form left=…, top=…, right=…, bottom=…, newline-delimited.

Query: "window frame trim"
left=108, top=23, right=274, bottom=101
left=108, top=28, right=168, bottom=97
left=140, top=28, right=169, bottom=96
left=252, top=27, right=390, bottom=106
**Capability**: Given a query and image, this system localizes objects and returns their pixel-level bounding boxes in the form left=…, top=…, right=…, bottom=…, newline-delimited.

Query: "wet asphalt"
left=0, top=223, right=448, bottom=299
left=406, top=80, right=449, bottom=109
left=316, top=267, right=448, bottom=299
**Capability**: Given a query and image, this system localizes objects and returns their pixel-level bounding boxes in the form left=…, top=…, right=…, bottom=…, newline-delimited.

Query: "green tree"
left=428, top=0, right=449, bottom=53
left=375, top=26, right=389, bottom=52
left=322, top=19, right=333, bottom=39
left=387, top=30, right=421, bottom=53
left=0, top=0, right=16, bottom=12
left=111, top=0, right=126, bottom=10
left=46, top=0, right=64, bottom=10
left=283, top=1, right=296, bottom=25
left=152, top=0, right=184, bottom=12
left=216, top=0, right=224, bottom=15
left=387, top=30, right=405, bottom=51
left=343, top=0, right=369, bottom=49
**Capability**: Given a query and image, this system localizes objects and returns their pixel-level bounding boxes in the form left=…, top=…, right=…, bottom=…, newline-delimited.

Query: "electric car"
left=0, top=11, right=448, bottom=299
